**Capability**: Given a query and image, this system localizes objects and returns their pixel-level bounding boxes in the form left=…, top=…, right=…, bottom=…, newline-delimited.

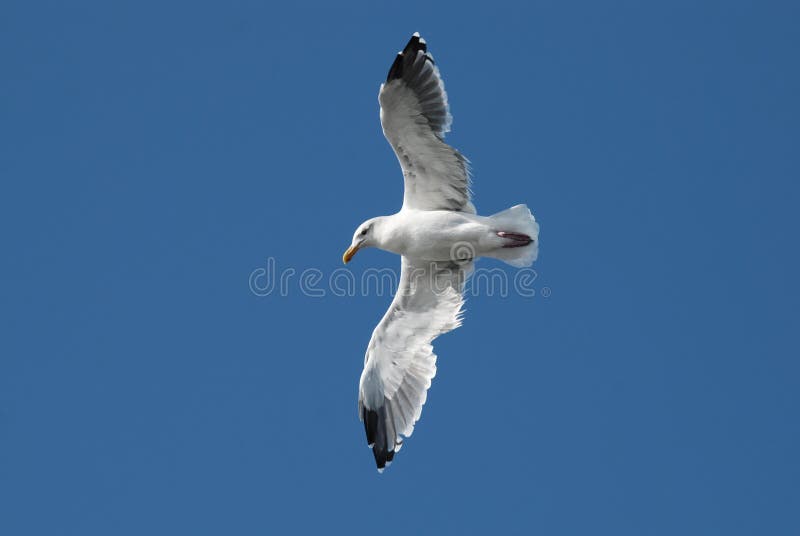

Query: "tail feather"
left=488, top=204, right=539, bottom=267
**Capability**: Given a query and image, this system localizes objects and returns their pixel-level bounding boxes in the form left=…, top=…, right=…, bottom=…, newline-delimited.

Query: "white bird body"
left=370, top=207, right=539, bottom=266
left=346, top=33, right=540, bottom=471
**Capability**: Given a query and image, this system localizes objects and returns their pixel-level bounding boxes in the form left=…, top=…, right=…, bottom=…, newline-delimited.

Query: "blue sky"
left=2, top=1, right=798, bottom=534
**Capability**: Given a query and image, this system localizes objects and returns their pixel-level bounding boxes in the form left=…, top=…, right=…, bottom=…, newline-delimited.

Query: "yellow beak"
left=342, top=245, right=360, bottom=264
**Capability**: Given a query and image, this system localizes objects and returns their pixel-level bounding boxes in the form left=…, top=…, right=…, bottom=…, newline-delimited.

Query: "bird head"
left=343, top=219, right=377, bottom=264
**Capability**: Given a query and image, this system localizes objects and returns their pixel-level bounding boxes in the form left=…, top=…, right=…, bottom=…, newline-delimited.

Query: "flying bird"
left=345, top=33, right=540, bottom=472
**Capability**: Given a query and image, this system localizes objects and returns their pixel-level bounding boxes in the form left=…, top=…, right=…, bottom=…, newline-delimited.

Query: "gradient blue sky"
left=2, top=1, right=798, bottom=534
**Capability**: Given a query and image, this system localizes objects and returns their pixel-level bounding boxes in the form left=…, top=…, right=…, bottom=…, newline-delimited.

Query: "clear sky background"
left=2, top=1, right=798, bottom=534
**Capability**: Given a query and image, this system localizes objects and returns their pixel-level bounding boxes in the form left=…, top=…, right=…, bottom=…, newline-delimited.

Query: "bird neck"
left=370, top=214, right=403, bottom=254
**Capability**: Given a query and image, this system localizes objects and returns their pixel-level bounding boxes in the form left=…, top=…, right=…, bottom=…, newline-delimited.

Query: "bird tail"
left=486, top=204, right=539, bottom=267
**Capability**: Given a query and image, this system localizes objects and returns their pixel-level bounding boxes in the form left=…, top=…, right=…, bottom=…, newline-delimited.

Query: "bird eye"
left=360, top=229, right=368, bottom=236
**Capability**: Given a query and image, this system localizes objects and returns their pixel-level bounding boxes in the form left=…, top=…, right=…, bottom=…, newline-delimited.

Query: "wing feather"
left=358, top=257, right=471, bottom=471
left=379, top=33, right=473, bottom=213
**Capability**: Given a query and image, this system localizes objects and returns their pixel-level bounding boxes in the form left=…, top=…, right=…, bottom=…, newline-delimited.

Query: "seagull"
left=344, top=33, right=540, bottom=472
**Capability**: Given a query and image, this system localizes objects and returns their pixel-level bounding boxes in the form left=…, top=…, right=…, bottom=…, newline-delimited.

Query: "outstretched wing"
left=379, top=33, right=473, bottom=213
left=358, top=257, right=472, bottom=471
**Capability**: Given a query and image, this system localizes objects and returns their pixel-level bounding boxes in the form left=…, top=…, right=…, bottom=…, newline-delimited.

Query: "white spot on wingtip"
left=367, top=443, right=375, bottom=448
left=412, top=31, right=420, bottom=37
left=377, top=467, right=384, bottom=474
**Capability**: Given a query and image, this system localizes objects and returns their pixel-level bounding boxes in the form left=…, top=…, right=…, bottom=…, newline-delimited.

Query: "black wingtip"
left=407, top=32, right=427, bottom=53
left=363, top=406, right=378, bottom=447
left=363, top=406, right=395, bottom=471
left=387, top=52, right=404, bottom=82
left=386, top=33, right=430, bottom=82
